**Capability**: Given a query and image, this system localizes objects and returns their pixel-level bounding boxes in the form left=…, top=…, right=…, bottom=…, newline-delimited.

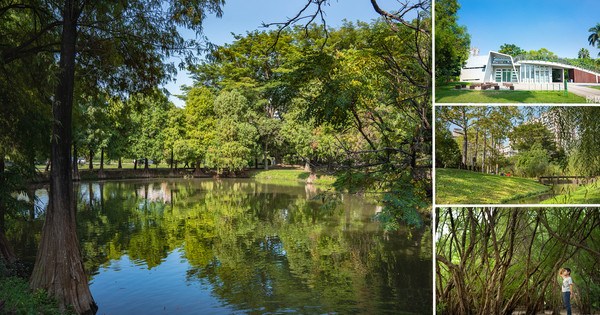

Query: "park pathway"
left=567, top=83, right=600, bottom=102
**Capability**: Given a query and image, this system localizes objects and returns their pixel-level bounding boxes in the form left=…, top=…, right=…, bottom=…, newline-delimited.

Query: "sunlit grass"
left=251, top=169, right=336, bottom=186
left=540, top=182, right=600, bottom=204
left=436, top=168, right=550, bottom=204
left=435, top=83, right=587, bottom=103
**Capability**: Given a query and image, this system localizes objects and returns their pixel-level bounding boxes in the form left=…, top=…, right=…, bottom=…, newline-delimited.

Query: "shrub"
left=514, top=143, right=550, bottom=178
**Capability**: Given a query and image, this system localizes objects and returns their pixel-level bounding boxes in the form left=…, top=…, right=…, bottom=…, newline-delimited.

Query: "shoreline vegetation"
left=541, top=181, right=600, bottom=204
left=29, top=166, right=337, bottom=186
left=436, top=168, right=550, bottom=204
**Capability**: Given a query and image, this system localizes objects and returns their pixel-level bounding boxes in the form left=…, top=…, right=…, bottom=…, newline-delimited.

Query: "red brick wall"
left=571, top=69, right=598, bottom=83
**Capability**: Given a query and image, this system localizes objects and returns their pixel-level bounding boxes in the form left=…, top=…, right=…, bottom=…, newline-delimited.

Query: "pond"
left=9, top=179, right=432, bottom=314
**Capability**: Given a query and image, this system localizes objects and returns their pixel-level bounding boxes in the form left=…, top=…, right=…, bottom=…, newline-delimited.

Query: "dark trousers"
left=563, top=291, right=572, bottom=315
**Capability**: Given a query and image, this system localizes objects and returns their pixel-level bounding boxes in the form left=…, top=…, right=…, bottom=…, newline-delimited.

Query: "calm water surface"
left=10, top=179, right=432, bottom=314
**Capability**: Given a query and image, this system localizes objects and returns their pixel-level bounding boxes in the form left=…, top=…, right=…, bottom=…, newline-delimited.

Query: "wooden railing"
left=538, top=176, right=597, bottom=185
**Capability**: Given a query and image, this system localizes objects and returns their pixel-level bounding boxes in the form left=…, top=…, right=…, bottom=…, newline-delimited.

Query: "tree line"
left=0, top=0, right=432, bottom=312
left=436, top=106, right=600, bottom=178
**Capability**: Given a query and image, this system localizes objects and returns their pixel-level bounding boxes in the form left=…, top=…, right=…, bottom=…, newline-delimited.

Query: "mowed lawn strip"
left=435, top=89, right=587, bottom=103
left=541, top=182, right=600, bottom=204
left=436, top=168, right=550, bottom=204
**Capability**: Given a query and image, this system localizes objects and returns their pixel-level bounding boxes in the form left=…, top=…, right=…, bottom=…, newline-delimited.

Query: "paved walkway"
left=567, top=83, right=600, bottom=103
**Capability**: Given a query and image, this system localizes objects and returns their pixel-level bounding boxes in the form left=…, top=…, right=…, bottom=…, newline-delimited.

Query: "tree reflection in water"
left=8, top=179, right=432, bottom=314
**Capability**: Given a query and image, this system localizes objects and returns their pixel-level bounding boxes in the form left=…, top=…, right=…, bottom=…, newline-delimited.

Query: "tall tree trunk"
left=0, top=153, right=17, bottom=264
left=264, top=142, right=268, bottom=170
left=144, top=157, right=149, bottom=170
left=45, top=158, right=51, bottom=172
left=98, top=149, right=105, bottom=179
left=29, top=1, right=97, bottom=313
left=72, top=141, right=80, bottom=181
left=473, top=128, right=479, bottom=170
left=134, top=159, right=137, bottom=170
left=170, top=148, right=174, bottom=170
left=88, top=149, right=93, bottom=169
left=495, top=141, right=499, bottom=174
left=482, top=132, right=487, bottom=174
left=99, top=149, right=104, bottom=171
left=304, top=157, right=311, bottom=172
left=118, top=156, right=122, bottom=169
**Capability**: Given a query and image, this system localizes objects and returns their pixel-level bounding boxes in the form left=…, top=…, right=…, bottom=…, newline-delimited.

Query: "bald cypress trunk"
left=29, top=1, right=97, bottom=313
left=0, top=153, right=16, bottom=264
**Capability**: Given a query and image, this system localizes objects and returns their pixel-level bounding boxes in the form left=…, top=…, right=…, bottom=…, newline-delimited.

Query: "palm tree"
left=588, top=23, right=600, bottom=48
left=578, top=48, right=590, bottom=59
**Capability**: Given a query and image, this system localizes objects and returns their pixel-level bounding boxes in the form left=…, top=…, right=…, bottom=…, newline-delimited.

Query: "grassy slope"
left=541, top=182, right=600, bottom=204
left=435, top=89, right=587, bottom=103
left=250, top=169, right=336, bottom=186
left=436, top=168, right=549, bottom=204
left=435, top=83, right=587, bottom=103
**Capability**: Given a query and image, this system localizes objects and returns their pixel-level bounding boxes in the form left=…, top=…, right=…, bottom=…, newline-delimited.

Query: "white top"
left=562, top=276, right=573, bottom=292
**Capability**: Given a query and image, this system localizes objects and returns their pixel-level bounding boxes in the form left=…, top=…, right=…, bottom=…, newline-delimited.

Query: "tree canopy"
left=499, top=43, right=524, bottom=56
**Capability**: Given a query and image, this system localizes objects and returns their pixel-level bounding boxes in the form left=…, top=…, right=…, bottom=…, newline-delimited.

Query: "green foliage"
left=179, top=86, right=216, bottom=164
left=435, top=0, right=471, bottom=82
left=437, top=208, right=600, bottom=314
left=499, top=43, right=524, bottom=56
left=588, top=23, right=600, bottom=50
left=8, top=180, right=433, bottom=313
left=578, top=48, right=591, bottom=59
left=0, top=263, right=71, bottom=314
left=515, top=143, right=551, bottom=178
left=128, top=90, right=175, bottom=165
left=206, top=90, right=258, bottom=171
left=541, top=181, right=600, bottom=204
left=435, top=128, right=461, bottom=168
left=509, top=122, right=556, bottom=154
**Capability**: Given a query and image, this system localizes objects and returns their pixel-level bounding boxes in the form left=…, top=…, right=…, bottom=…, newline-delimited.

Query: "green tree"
left=179, top=86, right=216, bottom=172
left=206, top=90, right=259, bottom=172
left=12, top=0, right=227, bottom=311
left=578, top=48, right=591, bottom=59
left=163, top=106, right=185, bottom=171
left=588, top=23, right=600, bottom=49
left=499, top=43, right=524, bottom=56
left=437, top=207, right=600, bottom=314
left=437, top=106, right=477, bottom=169
left=129, top=91, right=174, bottom=170
left=527, top=48, right=557, bottom=60
left=509, top=122, right=556, bottom=155
left=435, top=0, right=471, bottom=83
left=435, top=127, right=461, bottom=169
left=515, top=142, right=550, bottom=177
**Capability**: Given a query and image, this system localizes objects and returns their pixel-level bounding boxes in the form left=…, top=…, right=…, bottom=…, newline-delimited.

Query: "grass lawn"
left=251, top=169, right=336, bottom=186
left=435, top=83, right=587, bottom=103
left=540, top=182, right=600, bottom=204
left=436, top=168, right=550, bottom=204
left=590, top=86, right=600, bottom=91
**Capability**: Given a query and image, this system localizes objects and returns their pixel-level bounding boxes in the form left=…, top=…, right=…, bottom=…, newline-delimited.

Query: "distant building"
left=452, top=128, right=464, bottom=138
left=501, top=144, right=518, bottom=157
left=522, top=110, right=578, bottom=149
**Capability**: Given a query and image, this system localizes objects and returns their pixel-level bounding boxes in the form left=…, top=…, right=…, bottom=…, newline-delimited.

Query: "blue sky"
left=456, top=0, right=600, bottom=59
left=163, top=0, right=405, bottom=107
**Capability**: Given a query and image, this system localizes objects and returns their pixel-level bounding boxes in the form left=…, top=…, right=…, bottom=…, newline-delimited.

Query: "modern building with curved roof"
left=460, top=50, right=600, bottom=84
